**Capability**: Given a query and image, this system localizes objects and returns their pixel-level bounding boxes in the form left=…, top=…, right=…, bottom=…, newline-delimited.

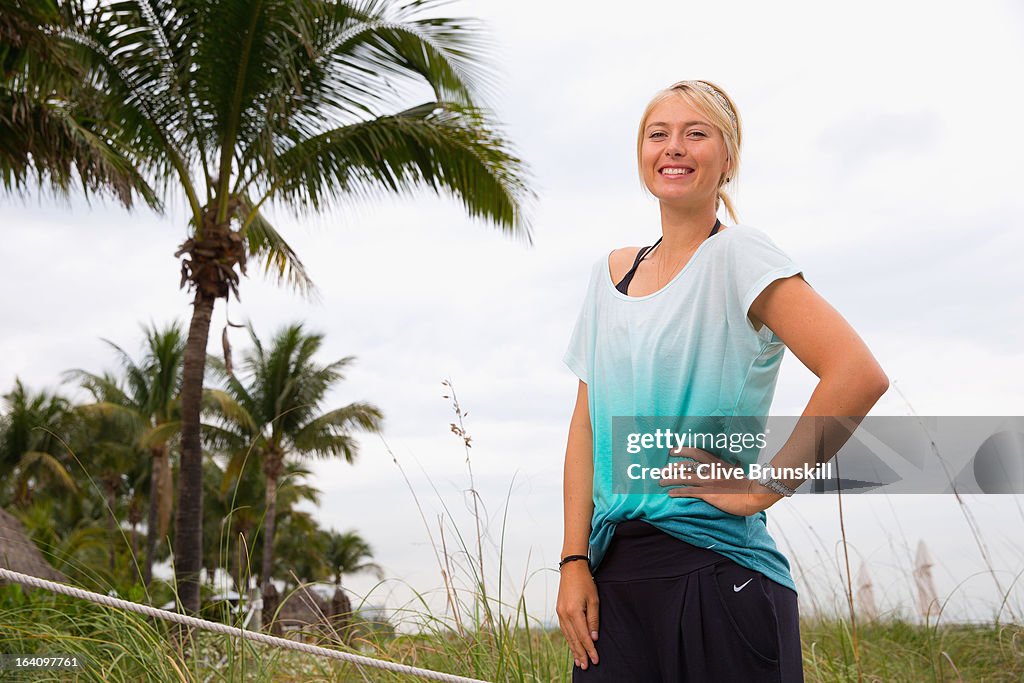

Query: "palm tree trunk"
left=174, top=288, right=216, bottom=615
left=143, top=446, right=162, bottom=586
left=260, top=472, right=278, bottom=599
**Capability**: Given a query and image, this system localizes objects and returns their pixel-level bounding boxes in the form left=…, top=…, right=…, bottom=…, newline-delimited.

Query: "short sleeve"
left=563, top=261, right=600, bottom=384
left=731, top=227, right=805, bottom=341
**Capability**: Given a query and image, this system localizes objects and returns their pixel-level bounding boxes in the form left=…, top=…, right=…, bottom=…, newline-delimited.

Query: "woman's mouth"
left=659, top=167, right=695, bottom=179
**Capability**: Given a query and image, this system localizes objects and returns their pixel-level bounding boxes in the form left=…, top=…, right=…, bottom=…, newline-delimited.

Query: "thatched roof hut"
left=0, top=507, right=67, bottom=584
left=276, top=584, right=333, bottom=631
left=260, top=583, right=362, bottom=644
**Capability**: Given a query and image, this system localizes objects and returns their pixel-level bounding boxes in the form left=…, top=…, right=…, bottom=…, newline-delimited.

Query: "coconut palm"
left=204, top=454, right=322, bottom=598
left=319, top=528, right=381, bottom=641
left=0, top=378, right=77, bottom=507
left=64, top=384, right=148, bottom=575
left=62, top=321, right=187, bottom=586
left=0, top=0, right=157, bottom=206
left=14, top=493, right=110, bottom=588
left=324, top=529, right=382, bottom=589
left=273, top=508, right=329, bottom=591
left=47, top=0, right=532, bottom=615
left=203, top=322, right=383, bottom=609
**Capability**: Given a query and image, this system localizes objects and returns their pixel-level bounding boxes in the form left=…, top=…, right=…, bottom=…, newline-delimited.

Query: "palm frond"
left=291, top=401, right=383, bottom=460
left=259, top=101, right=534, bottom=243
left=201, top=388, right=259, bottom=435
left=235, top=194, right=320, bottom=301
left=0, top=0, right=161, bottom=207
left=323, top=0, right=495, bottom=106
left=16, top=450, right=78, bottom=493
left=72, top=401, right=144, bottom=436
left=138, top=419, right=180, bottom=449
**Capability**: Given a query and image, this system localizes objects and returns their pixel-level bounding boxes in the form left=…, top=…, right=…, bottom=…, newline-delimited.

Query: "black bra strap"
left=615, top=238, right=662, bottom=295
left=615, top=219, right=721, bottom=295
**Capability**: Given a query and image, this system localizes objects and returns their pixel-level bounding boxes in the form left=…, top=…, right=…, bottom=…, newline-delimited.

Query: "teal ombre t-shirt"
left=563, top=223, right=804, bottom=593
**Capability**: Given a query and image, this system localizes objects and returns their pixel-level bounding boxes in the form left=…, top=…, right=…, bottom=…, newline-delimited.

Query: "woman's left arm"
left=664, top=275, right=889, bottom=514
left=752, top=274, right=889, bottom=417
left=749, top=274, right=890, bottom=489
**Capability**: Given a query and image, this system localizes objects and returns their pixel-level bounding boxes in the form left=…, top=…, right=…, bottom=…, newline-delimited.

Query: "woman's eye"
left=649, top=130, right=706, bottom=139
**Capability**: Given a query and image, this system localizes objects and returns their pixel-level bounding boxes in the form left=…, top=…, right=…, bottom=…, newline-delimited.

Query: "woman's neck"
left=657, top=203, right=720, bottom=254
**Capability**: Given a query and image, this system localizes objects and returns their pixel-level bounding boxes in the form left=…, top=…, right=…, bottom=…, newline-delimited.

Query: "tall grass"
left=2, top=382, right=1024, bottom=681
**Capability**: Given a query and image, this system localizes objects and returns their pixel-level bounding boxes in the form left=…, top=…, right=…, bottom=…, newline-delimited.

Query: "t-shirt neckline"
left=604, top=226, right=732, bottom=301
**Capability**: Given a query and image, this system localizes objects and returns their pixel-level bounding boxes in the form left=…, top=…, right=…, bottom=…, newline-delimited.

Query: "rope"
left=0, top=567, right=491, bottom=683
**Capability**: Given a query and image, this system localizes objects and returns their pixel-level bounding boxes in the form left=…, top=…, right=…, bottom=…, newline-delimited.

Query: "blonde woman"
left=557, top=80, right=888, bottom=681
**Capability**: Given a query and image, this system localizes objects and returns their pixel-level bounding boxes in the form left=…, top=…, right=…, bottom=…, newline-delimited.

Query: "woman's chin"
left=652, top=190, right=709, bottom=207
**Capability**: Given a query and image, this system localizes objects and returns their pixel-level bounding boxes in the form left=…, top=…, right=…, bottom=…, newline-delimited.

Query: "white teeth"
left=661, top=168, right=693, bottom=175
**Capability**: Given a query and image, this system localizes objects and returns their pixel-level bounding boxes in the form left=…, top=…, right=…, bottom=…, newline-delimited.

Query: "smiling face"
left=640, top=95, right=732, bottom=209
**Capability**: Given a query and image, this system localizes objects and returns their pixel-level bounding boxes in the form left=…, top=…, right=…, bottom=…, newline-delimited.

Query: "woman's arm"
left=562, top=380, right=595, bottom=560
left=662, top=275, right=889, bottom=513
left=556, top=380, right=601, bottom=670
left=751, top=275, right=889, bottom=413
left=750, top=275, right=889, bottom=492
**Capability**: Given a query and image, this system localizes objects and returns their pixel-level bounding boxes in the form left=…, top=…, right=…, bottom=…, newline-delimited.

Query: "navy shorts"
left=572, top=520, right=804, bottom=682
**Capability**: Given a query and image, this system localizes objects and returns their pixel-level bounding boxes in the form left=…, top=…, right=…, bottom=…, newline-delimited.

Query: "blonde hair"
left=636, top=80, right=743, bottom=223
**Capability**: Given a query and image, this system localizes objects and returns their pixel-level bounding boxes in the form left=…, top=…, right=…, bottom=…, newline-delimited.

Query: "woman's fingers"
left=561, top=615, right=590, bottom=668
left=557, top=595, right=600, bottom=669
left=574, top=596, right=600, bottom=666
left=668, top=446, right=715, bottom=461
left=660, top=447, right=715, bottom=487
left=587, top=593, right=601, bottom=642
left=560, top=619, right=585, bottom=668
left=557, top=602, right=589, bottom=667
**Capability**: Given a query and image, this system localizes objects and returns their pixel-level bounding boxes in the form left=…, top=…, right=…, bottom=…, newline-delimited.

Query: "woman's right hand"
left=556, top=561, right=600, bottom=670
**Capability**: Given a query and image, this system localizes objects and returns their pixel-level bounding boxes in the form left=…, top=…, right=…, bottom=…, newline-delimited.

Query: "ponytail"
left=717, top=181, right=739, bottom=224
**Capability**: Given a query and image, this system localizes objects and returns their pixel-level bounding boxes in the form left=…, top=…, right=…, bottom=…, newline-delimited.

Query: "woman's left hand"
left=659, top=446, right=783, bottom=516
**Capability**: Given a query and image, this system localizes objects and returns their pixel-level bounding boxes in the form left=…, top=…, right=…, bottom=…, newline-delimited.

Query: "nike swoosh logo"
left=706, top=543, right=717, bottom=549
left=733, top=578, right=754, bottom=592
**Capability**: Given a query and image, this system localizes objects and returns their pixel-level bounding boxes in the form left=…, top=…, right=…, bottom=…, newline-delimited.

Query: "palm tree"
left=273, top=508, right=329, bottom=592
left=322, top=528, right=382, bottom=641
left=204, top=454, right=322, bottom=599
left=52, top=0, right=533, bottom=616
left=62, top=322, right=187, bottom=586
left=65, top=382, right=147, bottom=575
left=204, top=322, right=383, bottom=610
left=0, top=378, right=77, bottom=507
left=13, top=496, right=106, bottom=578
left=0, top=0, right=157, bottom=206
left=324, top=529, right=383, bottom=589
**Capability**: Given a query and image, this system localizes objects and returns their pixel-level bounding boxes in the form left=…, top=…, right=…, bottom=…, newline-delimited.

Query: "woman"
left=557, top=80, right=888, bottom=682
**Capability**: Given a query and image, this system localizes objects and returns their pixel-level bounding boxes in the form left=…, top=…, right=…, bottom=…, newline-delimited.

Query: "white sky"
left=3, top=0, right=1023, bottom=626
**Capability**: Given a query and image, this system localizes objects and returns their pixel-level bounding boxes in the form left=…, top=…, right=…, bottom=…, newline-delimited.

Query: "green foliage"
left=5, top=0, right=535, bottom=620
left=202, top=321, right=383, bottom=591
left=0, top=321, right=382, bottom=603
left=0, top=0, right=160, bottom=206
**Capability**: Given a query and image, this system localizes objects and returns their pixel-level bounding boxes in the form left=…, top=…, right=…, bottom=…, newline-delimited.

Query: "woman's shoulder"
left=722, top=223, right=781, bottom=241
left=607, top=245, right=646, bottom=274
left=718, top=222, right=760, bottom=240
left=596, top=245, right=648, bottom=289
left=713, top=223, right=786, bottom=256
